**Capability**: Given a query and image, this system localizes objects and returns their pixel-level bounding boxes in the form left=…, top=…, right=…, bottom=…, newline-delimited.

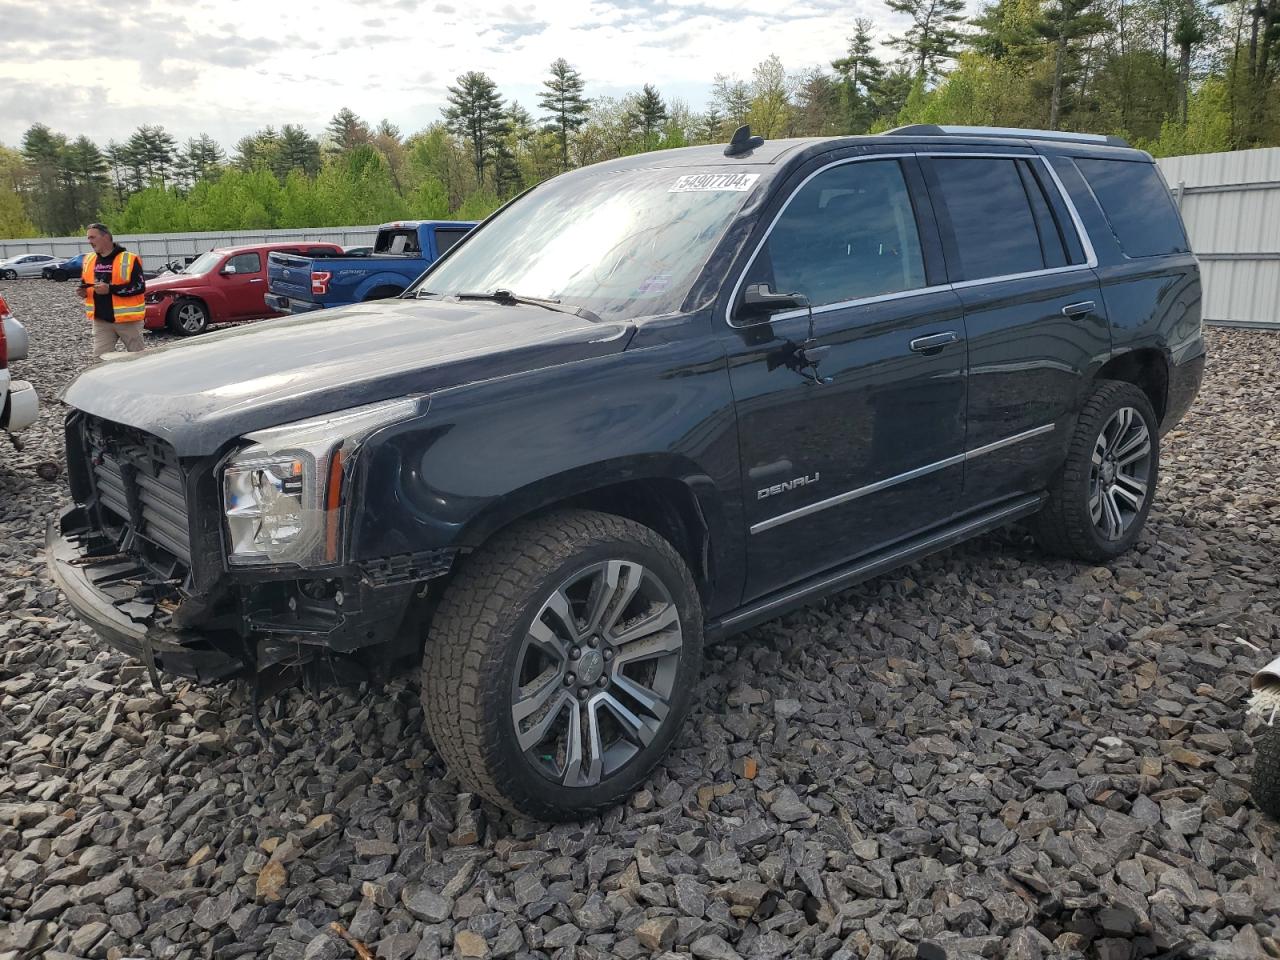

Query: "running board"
left=707, top=493, right=1045, bottom=639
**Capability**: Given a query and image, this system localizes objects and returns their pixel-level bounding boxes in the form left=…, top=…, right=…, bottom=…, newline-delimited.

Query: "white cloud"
left=0, top=0, right=937, bottom=151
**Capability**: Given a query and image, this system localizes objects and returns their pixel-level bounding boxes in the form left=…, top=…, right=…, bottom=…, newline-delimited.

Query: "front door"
left=919, top=153, right=1112, bottom=506
left=723, top=155, right=968, bottom=601
left=222, top=251, right=265, bottom=319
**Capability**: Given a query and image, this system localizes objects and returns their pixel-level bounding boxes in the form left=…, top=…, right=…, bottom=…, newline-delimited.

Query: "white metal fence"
left=0, top=225, right=382, bottom=262
left=1157, top=147, right=1280, bottom=329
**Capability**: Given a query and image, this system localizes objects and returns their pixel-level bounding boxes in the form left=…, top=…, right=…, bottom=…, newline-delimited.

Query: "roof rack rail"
left=884, top=124, right=1131, bottom=148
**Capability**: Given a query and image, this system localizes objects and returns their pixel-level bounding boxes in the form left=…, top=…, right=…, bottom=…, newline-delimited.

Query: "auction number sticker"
left=669, top=173, right=760, bottom=193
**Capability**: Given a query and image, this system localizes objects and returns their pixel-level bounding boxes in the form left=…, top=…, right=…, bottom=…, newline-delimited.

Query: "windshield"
left=418, top=167, right=760, bottom=321
left=182, top=252, right=223, bottom=276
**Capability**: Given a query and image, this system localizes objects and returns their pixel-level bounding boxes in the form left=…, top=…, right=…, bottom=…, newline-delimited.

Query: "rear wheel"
left=167, top=299, right=209, bottom=336
left=1031, top=380, right=1159, bottom=562
left=421, top=510, right=703, bottom=820
left=362, top=286, right=404, bottom=302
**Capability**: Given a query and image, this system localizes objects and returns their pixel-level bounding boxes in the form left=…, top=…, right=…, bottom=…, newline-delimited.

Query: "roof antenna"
left=724, top=124, right=764, bottom=157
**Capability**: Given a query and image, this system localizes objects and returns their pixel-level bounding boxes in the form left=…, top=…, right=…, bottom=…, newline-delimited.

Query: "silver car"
left=0, top=253, right=60, bottom=279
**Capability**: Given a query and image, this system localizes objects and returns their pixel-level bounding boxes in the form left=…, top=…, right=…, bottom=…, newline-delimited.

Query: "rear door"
left=221, top=251, right=265, bottom=319
left=919, top=151, right=1110, bottom=508
left=723, top=153, right=969, bottom=600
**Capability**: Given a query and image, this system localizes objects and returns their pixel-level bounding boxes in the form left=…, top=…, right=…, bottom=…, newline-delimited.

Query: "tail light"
left=311, top=271, right=331, bottom=295
left=0, top=296, right=9, bottom=370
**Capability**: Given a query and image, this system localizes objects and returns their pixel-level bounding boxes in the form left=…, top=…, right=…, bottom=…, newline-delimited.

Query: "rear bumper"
left=265, top=293, right=324, bottom=314
left=1161, top=349, right=1206, bottom=434
left=1, top=377, right=39, bottom=433
left=46, top=507, right=247, bottom=683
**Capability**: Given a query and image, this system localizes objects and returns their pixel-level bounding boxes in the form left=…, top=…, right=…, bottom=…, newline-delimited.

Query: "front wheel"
left=0, top=269, right=15, bottom=280
left=1253, top=724, right=1280, bottom=819
left=167, top=299, right=209, bottom=336
left=1031, top=380, right=1159, bottom=562
left=421, top=510, right=703, bottom=820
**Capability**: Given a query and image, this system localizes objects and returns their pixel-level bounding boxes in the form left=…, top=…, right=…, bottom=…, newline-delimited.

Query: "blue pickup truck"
left=265, top=220, right=475, bottom=314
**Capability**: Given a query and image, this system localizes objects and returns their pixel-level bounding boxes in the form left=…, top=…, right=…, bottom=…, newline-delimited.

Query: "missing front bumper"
left=46, top=507, right=248, bottom=683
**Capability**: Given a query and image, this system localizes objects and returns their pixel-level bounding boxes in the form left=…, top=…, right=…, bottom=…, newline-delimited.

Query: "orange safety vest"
left=82, top=250, right=146, bottom=323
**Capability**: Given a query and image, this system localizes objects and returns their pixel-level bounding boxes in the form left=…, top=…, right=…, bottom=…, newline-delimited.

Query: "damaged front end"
left=48, top=409, right=451, bottom=701
left=47, top=506, right=246, bottom=687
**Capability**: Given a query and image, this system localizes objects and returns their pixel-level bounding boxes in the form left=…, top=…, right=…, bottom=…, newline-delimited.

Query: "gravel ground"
left=1, top=277, right=1278, bottom=960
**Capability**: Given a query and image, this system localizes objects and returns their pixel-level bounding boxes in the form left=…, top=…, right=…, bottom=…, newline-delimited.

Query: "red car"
left=144, top=242, right=343, bottom=335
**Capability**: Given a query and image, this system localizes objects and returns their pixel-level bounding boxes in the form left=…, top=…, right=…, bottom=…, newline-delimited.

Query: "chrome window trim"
left=724, top=151, right=1098, bottom=329
left=750, top=423, right=1055, bottom=535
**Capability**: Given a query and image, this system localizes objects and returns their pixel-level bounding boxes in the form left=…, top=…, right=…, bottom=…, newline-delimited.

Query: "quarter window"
left=744, top=159, right=927, bottom=312
left=1075, top=158, right=1189, bottom=258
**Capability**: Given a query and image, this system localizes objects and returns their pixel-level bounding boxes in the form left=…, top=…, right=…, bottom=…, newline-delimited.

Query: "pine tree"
left=634, top=84, right=668, bottom=146
left=1035, top=0, right=1110, bottom=128
left=444, top=71, right=508, bottom=186
left=278, top=125, right=321, bottom=176
left=325, top=108, right=371, bottom=154
left=125, top=125, right=178, bottom=187
left=537, top=58, right=590, bottom=170
left=886, top=0, right=967, bottom=79
left=178, top=134, right=225, bottom=188
left=61, top=136, right=109, bottom=227
left=20, top=124, right=71, bottom=234
left=833, top=19, right=887, bottom=132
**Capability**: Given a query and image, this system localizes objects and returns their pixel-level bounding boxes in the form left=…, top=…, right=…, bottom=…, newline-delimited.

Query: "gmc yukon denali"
left=48, top=125, right=1205, bottom=819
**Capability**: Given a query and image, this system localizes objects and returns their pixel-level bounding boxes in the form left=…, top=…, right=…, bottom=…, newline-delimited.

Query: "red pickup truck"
left=144, top=241, right=343, bottom=335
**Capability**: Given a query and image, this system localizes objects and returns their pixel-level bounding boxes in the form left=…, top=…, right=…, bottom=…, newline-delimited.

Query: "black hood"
left=63, top=297, right=634, bottom=456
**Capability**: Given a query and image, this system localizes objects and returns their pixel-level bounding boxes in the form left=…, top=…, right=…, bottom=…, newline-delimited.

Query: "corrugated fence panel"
left=1159, top=148, right=1280, bottom=327
left=0, top=225, right=382, bottom=260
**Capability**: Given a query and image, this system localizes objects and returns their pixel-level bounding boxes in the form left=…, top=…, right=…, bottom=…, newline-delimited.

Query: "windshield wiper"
left=454, top=289, right=602, bottom=324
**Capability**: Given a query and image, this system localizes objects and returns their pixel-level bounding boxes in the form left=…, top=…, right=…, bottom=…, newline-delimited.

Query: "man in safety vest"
left=79, top=223, right=146, bottom=357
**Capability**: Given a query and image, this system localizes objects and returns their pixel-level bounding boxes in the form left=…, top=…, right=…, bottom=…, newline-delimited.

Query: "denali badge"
left=757, top=473, right=820, bottom=500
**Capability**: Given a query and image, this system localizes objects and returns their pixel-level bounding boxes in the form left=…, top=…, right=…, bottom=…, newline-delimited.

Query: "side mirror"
left=739, top=283, right=808, bottom=319
left=221, top=265, right=237, bottom=275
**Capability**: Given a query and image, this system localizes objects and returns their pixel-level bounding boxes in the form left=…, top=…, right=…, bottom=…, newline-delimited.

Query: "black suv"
left=49, top=125, right=1204, bottom=819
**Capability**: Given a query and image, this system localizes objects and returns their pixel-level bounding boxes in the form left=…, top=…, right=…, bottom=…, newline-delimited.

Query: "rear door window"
left=742, top=158, right=928, bottom=311
left=435, top=229, right=468, bottom=255
left=931, top=157, right=1061, bottom=281
left=1075, top=158, right=1189, bottom=258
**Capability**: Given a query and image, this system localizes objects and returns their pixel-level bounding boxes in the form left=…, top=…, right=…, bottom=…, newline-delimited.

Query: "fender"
left=347, top=332, right=747, bottom=615
left=352, top=272, right=410, bottom=302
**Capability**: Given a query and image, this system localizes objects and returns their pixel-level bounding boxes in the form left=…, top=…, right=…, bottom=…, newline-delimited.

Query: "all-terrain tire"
left=1252, top=723, right=1280, bottom=819
left=1030, top=379, right=1159, bottom=563
left=420, top=509, right=703, bottom=820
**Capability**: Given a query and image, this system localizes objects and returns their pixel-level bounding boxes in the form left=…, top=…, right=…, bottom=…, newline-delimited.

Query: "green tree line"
left=2, top=0, right=1277, bottom=239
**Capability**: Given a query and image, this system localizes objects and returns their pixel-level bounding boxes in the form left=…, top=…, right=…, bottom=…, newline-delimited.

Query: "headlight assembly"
left=221, top=396, right=425, bottom=567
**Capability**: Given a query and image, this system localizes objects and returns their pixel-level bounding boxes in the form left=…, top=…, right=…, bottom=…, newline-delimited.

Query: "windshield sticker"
left=637, top=274, right=672, bottom=294
left=669, top=173, right=760, bottom=193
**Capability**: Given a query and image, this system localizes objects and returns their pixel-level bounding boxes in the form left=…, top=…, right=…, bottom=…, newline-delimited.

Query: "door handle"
left=1061, top=300, right=1095, bottom=318
left=909, top=331, right=960, bottom=354
left=248, top=278, right=265, bottom=284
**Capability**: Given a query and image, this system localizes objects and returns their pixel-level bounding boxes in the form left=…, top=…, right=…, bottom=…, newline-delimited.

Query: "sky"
left=0, top=0, right=921, bottom=152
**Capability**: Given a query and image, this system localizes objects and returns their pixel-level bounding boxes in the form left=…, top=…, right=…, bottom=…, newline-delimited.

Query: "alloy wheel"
left=510, top=559, right=684, bottom=788
left=1089, top=406, right=1153, bottom=540
left=177, top=303, right=205, bottom=333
